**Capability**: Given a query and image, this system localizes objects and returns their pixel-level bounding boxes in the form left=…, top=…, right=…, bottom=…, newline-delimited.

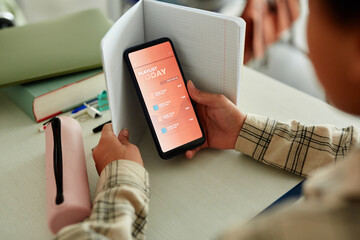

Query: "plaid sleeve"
left=235, top=114, right=359, bottom=177
left=55, top=160, right=150, bottom=240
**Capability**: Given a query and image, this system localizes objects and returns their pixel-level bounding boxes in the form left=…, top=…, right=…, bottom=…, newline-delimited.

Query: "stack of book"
left=0, top=9, right=112, bottom=122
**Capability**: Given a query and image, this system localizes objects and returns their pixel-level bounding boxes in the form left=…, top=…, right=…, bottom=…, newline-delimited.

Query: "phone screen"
left=127, top=41, right=203, bottom=153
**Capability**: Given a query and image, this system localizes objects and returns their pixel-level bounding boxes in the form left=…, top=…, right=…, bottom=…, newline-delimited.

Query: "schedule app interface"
left=128, top=42, right=202, bottom=152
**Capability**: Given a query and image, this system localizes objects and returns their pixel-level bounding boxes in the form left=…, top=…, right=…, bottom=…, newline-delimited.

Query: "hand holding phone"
left=124, top=38, right=205, bottom=159
left=185, top=80, right=247, bottom=159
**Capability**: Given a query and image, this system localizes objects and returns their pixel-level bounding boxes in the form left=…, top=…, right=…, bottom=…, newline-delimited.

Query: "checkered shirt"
left=56, top=113, right=360, bottom=240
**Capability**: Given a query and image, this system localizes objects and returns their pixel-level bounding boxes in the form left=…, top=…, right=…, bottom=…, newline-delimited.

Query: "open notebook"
left=101, top=0, right=245, bottom=144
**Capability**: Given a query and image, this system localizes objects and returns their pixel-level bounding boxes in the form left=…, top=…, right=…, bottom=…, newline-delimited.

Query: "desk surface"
left=1, top=67, right=360, bottom=240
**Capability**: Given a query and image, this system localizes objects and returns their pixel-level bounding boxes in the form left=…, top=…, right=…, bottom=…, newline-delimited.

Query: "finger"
left=118, top=128, right=130, bottom=145
left=101, top=123, right=114, bottom=138
left=185, top=150, right=194, bottom=159
left=187, top=80, right=218, bottom=106
left=185, top=146, right=201, bottom=159
left=192, top=146, right=201, bottom=155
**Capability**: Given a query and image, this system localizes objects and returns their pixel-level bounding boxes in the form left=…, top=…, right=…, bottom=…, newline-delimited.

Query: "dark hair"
left=326, top=0, right=360, bottom=24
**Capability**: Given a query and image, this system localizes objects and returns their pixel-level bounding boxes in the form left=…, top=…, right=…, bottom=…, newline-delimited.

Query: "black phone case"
left=123, top=37, right=205, bottom=159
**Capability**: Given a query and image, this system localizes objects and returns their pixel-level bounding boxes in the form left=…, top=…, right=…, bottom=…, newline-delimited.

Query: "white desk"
left=1, top=67, right=360, bottom=240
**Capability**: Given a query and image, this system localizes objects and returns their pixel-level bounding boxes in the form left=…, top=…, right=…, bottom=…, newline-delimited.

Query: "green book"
left=0, top=68, right=106, bottom=122
left=0, top=9, right=112, bottom=87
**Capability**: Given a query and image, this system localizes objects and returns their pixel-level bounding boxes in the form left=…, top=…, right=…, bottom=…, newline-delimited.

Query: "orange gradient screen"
left=128, top=41, right=202, bottom=152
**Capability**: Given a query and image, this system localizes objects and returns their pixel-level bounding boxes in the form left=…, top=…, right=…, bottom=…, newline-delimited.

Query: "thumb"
left=118, top=128, right=130, bottom=145
left=101, top=123, right=115, bottom=137
left=187, top=80, right=218, bottom=106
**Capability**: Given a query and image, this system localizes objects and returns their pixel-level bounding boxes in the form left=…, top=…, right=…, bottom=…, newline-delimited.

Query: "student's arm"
left=185, top=81, right=359, bottom=177
left=218, top=148, right=360, bottom=240
left=236, top=114, right=359, bottom=176
left=55, top=126, right=149, bottom=240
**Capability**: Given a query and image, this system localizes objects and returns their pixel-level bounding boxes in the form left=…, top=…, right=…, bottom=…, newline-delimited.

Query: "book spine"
left=0, top=85, right=36, bottom=121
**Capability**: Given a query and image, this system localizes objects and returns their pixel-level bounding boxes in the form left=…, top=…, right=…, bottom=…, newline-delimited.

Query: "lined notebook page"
left=144, top=0, right=245, bottom=105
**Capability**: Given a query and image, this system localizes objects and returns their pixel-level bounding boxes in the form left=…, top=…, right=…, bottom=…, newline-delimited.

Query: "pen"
left=93, top=120, right=111, bottom=133
left=71, top=104, right=87, bottom=114
left=71, top=100, right=98, bottom=114
left=61, top=97, right=98, bottom=113
left=69, top=108, right=88, bottom=118
left=84, top=103, right=102, bottom=118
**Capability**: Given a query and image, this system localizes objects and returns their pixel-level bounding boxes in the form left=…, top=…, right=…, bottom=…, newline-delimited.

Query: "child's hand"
left=185, top=80, right=247, bottom=159
left=92, top=124, right=143, bottom=175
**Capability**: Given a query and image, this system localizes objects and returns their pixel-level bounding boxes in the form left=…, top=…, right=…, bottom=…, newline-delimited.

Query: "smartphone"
left=124, top=37, right=205, bottom=159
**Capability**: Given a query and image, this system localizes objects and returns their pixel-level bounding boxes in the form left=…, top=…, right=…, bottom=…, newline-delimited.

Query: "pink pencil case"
left=45, top=116, right=91, bottom=234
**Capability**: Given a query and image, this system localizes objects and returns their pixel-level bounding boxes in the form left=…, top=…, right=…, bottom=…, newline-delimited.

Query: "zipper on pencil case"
left=51, top=117, right=64, bottom=205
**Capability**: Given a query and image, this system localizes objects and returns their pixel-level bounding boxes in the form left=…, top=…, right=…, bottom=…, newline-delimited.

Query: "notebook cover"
left=0, top=9, right=112, bottom=87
